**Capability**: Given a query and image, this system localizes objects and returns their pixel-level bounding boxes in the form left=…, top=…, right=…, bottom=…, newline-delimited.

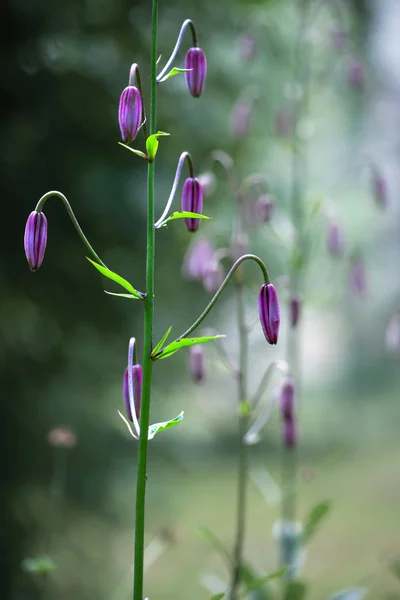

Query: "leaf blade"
left=148, top=411, right=184, bottom=440
left=87, top=258, right=143, bottom=299
left=118, top=142, right=148, bottom=160
left=154, top=335, right=225, bottom=360
left=152, top=326, right=173, bottom=356
left=158, top=67, right=192, bottom=83
left=302, top=500, right=331, bottom=544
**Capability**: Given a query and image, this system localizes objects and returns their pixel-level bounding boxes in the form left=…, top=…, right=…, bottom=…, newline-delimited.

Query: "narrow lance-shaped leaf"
left=153, top=335, right=225, bottom=360
left=21, top=556, right=57, bottom=574
left=104, top=291, right=138, bottom=300
left=302, top=500, right=331, bottom=544
left=148, top=411, right=184, bottom=440
left=152, top=326, right=172, bottom=356
left=158, top=67, right=192, bottom=83
left=210, top=594, right=225, bottom=600
left=199, top=527, right=232, bottom=567
left=244, top=567, right=287, bottom=592
left=87, top=258, right=143, bottom=299
left=156, top=211, right=211, bottom=229
left=118, top=142, right=148, bottom=160
left=284, top=580, right=307, bottom=600
left=146, top=131, right=170, bottom=162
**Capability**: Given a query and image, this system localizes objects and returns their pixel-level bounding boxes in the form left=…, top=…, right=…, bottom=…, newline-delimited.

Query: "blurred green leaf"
left=245, top=568, right=287, bottom=591
left=118, top=142, right=148, bottom=160
left=284, top=580, right=307, bottom=600
left=157, top=211, right=211, bottom=229
left=210, top=594, right=226, bottom=600
left=104, top=291, right=138, bottom=300
left=238, top=400, right=252, bottom=417
left=148, top=411, right=184, bottom=440
left=154, top=335, right=225, bottom=360
left=146, top=131, right=170, bottom=161
left=302, top=500, right=331, bottom=544
left=327, top=588, right=367, bottom=600
left=159, top=67, right=191, bottom=83
left=86, top=258, right=143, bottom=299
left=21, top=556, right=56, bottom=574
left=199, top=527, right=232, bottom=567
left=152, top=326, right=173, bottom=356
left=390, top=557, right=400, bottom=580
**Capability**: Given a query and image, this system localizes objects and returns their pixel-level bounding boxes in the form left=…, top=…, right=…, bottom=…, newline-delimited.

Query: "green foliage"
left=284, top=581, right=307, bottom=600
left=148, top=411, right=184, bottom=440
left=118, top=142, right=148, bottom=161
left=159, top=67, right=192, bottom=83
left=21, top=556, right=57, bottom=574
left=302, top=501, right=331, bottom=544
left=156, top=211, right=211, bottom=229
left=153, top=335, right=225, bottom=360
left=145, top=131, right=170, bottom=162
left=86, top=258, right=143, bottom=299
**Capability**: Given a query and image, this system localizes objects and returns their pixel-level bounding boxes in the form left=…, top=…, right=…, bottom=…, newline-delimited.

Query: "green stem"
left=35, top=191, right=106, bottom=267
left=229, top=280, right=249, bottom=600
left=133, top=1, right=158, bottom=599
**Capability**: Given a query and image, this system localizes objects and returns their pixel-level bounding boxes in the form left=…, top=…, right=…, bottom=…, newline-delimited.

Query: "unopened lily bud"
left=349, top=258, right=367, bottom=296
left=372, top=166, right=387, bottom=209
left=47, top=426, right=77, bottom=448
left=327, top=221, right=344, bottom=257
left=182, top=177, right=203, bottom=232
left=203, top=260, right=224, bottom=293
left=24, top=210, right=48, bottom=271
left=197, top=171, right=217, bottom=198
left=347, top=58, right=364, bottom=89
left=289, top=294, right=302, bottom=328
left=258, top=283, right=280, bottom=345
left=182, top=239, right=215, bottom=280
left=185, top=47, right=207, bottom=98
left=385, top=314, right=400, bottom=353
left=283, top=417, right=297, bottom=449
left=280, top=379, right=295, bottom=421
left=189, top=345, right=206, bottom=383
left=123, top=365, right=143, bottom=422
left=238, top=34, right=256, bottom=61
left=254, top=194, right=274, bottom=223
left=230, top=99, right=252, bottom=139
left=118, top=86, right=143, bottom=143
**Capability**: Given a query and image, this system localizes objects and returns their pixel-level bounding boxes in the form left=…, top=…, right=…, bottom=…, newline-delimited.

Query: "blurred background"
left=2, top=0, right=400, bottom=598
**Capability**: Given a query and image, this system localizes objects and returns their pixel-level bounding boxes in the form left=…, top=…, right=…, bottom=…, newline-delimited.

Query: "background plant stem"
left=133, top=1, right=158, bottom=599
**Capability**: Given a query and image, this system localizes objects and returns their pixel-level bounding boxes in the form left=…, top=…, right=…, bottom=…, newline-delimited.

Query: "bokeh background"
left=2, top=0, right=400, bottom=598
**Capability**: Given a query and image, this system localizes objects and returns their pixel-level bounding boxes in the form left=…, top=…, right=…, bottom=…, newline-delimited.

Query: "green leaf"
left=238, top=400, right=252, bottom=417
left=148, top=411, right=184, bottom=440
left=152, top=326, right=172, bottom=356
left=158, top=67, right=192, bottom=83
left=154, top=335, right=225, bottom=360
left=199, top=527, right=232, bottom=567
left=146, top=131, right=170, bottom=161
left=245, top=568, right=287, bottom=592
left=22, top=555, right=57, bottom=574
left=157, top=211, right=211, bottom=229
left=104, top=291, right=138, bottom=300
left=302, top=500, right=331, bottom=544
left=390, top=557, right=400, bottom=580
left=86, top=258, right=143, bottom=299
left=284, top=580, right=307, bottom=600
left=210, top=594, right=225, bottom=600
left=327, top=589, right=367, bottom=600
left=118, top=142, right=148, bottom=160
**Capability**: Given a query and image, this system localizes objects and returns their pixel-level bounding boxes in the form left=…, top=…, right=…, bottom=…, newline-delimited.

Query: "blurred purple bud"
left=123, top=365, right=143, bottom=422
left=327, top=221, right=344, bottom=257
left=371, top=166, right=387, bottom=209
left=47, top=426, right=77, bottom=448
left=331, top=28, right=347, bottom=49
left=347, top=58, right=364, bottom=89
left=182, top=177, right=203, bottom=232
left=280, top=379, right=295, bottom=421
left=230, top=99, right=252, bottom=139
left=231, top=233, right=249, bottom=263
left=118, top=86, right=143, bottom=143
left=189, top=345, right=206, bottom=383
left=289, top=294, right=302, bottom=328
left=254, top=194, right=274, bottom=223
left=185, top=47, right=207, bottom=98
left=238, top=34, right=256, bottom=61
left=203, top=260, right=224, bottom=294
left=274, top=108, right=293, bottom=138
left=197, top=171, right=217, bottom=198
left=24, top=211, right=48, bottom=271
left=182, top=239, right=215, bottom=280
left=258, top=283, right=280, bottom=345
left=385, top=314, right=400, bottom=353
left=283, top=417, right=297, bottom=449
left=349, top=259, right=367, bottom=296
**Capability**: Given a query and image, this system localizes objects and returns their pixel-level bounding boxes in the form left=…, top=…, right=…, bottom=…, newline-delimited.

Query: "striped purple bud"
left=123, top=365, right=143, bottom=422
left=189, top=345, right=206, bottom=383
left=24, top=211, right=48, bottom=271
left=280, top=379, right=295, bottom=421
left=258, top=283, right=280, bottom=345
left=182, top=177, right=203, bottom=232
left=289, top=294, right=302, bottom=328
left=283, top=418, right=297, bottom=449
left=118, top=86, right=143, bottom=143
left=327, top=221, right=344, bottom=257
left=185, top=47, right=207, bottom=98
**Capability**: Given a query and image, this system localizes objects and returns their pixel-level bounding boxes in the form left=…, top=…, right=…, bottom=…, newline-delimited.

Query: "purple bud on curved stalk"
left=203, top=260, right=224, bottom=294
left=289, top=294, right=302, bottom=328
left=182, top=239, right=215, bottom=280
left=24, top=211, right=48, bottom=271
left=123, top=365, right=143, bottom=422
left=118, top=86, right=143, bottom=143
left=182, top=177, right=203, bottom=232
left=280, top=379, right=295, bottom=421
left=189, top=345, right=206, bottom=383
left=372, top=166, right=387, bottom=209
left=258, top=283, right=280, bottom=345
left=283, top=417, right=297, bottom=449
left=327, top=221, right=344, bottom=257
left=185, top=47, right=207, bottom=98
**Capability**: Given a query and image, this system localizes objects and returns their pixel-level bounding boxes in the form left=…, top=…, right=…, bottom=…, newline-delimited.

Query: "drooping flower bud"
left=123, top=364, right=143, bottom=422
left=280, top=379, right=295, bottom=421
left=189, top=345, right=206, bottom=383
left=182, top=239, right=215, bottom=280
left=283, top=417, right=297, bottom=449
left=327, top=221, right=344, bottom=257
left=349, top=258, right=367, bottom=297
left=254, top=194, right=274, bottom=223
left=118, top=86, right=143, bottom=143
left=203, top=260, right=224, bottom=293
left=258, top=283, right=280, bottom=345
left=289, top=294, right=302, bottom=328
left=24, top=210, right=48, bottom=271
left=347, top=58, right=364, bottom=89
left=185, top=47, right=207, bottom=98
left=230, top=98, right=252, bottom=138
left=371, top=166, right=387, bottom=209
left=182, top=177, right=203, bottom=232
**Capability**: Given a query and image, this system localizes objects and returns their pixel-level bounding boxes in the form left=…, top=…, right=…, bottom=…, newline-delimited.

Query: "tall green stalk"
left=133, top=1, right=158, bottom=599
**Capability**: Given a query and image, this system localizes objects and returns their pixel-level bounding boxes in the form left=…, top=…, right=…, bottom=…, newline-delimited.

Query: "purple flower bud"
left=289, top=294, right=302, bottom=328
left=349, top=258, right=367, bottom=297
left=118, top=86, right=143, bottom=143
left=185, top=47, right=207, bottom=98
left=123, top=365, right=143, bottom=422
left=189, top=345, right=206, bottom=383
left=182, top=239, right=215, bottom=280
left=347, top=58, right=364, bottom=89
left=254, top=194, right=274, bottom=223
left=237, top=34, right=257, bottom=61
left=372, top=166, right=387, bottom=209
left=258, top=283, right=280, bottom=345
left=230, top=99, right=252, bottom=138
left=203, top=260, right=224, bottom=294
left=385, top=314, right=400, bottom=353
left=283, top=417, right=297, bottom=449
left=331, top=28, right=347, bottom=50
left=182, top=177, right=203, bottom=232
left=24, top=211, right=48, bottom=271
left=327, top=221, right=344, bottom=257
left=280, top=379, right=295, bottom=421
